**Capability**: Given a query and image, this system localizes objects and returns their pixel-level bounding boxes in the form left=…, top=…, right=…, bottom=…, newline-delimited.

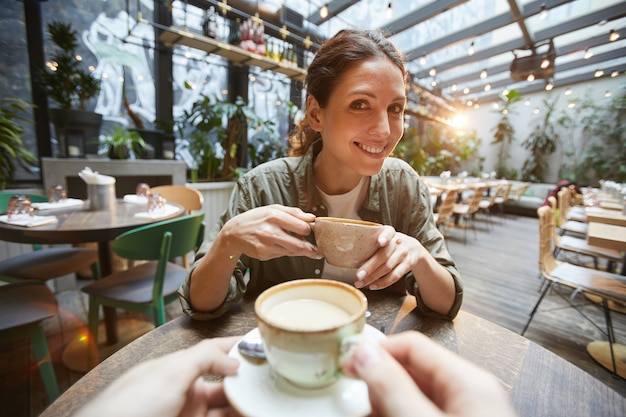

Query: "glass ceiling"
left=251, top=0, right=626, bottom=104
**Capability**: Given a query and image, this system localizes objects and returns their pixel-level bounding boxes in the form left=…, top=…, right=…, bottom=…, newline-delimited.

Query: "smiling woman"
left=179, top=28, right=463, bottom=328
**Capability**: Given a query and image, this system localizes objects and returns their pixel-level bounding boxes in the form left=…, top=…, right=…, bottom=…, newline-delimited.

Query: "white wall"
left=461, top=76, right=625, bottom=183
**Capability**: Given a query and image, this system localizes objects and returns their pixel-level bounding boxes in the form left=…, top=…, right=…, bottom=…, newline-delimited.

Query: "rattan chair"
left=453, top=185, right=486, bottom=243
left=522, top=205, right=626, bottom=375
left=557, top=188, right=588, bottom=237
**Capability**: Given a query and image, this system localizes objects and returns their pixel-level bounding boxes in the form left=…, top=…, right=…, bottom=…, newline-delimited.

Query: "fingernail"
left=379, top=236, right=388, bottom=245
left=357, top=269, right=366, bottom=279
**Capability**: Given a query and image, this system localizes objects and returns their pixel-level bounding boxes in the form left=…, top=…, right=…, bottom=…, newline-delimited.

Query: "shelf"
left=159, top=27, right=307, bottom=81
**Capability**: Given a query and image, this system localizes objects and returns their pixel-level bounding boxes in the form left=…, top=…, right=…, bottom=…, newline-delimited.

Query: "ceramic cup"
left=254, top=279, right=368, bottom=389
left=312, top=217, right=384, bottom=268
left=147, top=192, right=164, bottom=213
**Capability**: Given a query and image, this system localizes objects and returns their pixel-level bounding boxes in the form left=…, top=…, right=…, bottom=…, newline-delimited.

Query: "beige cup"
left=312, top=217, right=384, bottom=268
left=255, top=279, right=368, bottom=389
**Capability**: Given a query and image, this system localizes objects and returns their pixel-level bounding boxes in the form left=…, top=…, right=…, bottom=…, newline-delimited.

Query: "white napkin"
left=0, top=214, right=59, bottom=227
left=32, top=198, right=84, bottom=210
left=134, top=204, right=180, bottom=219
left=123, top=194, right=149, bottom=205
left=78, top=166, right=116, bottom=185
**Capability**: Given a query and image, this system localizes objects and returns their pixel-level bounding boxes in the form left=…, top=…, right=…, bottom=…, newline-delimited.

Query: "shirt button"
left=314, top=269, right=321, bottom=275
left=312, top=206, right=317, bottom=211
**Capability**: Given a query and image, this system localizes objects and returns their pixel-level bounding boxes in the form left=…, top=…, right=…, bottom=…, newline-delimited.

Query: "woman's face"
left=308, top=57, right=406, bottom=180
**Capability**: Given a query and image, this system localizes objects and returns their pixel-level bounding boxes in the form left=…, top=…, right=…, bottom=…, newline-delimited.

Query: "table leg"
left=97, top=241, right=118, bottom=345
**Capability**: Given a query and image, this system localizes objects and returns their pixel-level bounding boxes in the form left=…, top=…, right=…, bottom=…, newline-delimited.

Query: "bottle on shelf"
left=228, top=18, right=242, bottom=46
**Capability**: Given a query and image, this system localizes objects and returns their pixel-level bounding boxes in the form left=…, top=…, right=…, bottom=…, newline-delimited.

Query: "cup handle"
left=338, top=333, right=373, bottom=368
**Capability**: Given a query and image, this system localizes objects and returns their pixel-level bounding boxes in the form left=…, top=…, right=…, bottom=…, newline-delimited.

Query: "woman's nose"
left=368, top=111, right=391, bottom=137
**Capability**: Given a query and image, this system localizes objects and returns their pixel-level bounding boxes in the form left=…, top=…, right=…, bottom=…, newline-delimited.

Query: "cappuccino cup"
left=312, top=217, right=384, bottom=268
left=254, top=279, right=368, bottom=389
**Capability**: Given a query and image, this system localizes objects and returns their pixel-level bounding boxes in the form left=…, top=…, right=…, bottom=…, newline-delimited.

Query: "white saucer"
left=224, top=324, right=385, bottom=417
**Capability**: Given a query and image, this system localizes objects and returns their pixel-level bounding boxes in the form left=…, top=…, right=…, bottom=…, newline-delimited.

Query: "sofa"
left=504, top=181, right=555, bottom=217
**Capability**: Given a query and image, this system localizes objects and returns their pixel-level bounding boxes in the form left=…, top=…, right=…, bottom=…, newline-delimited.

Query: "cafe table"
left=0, top=198, right=184, bottom=344
left=40, top=291, right=626, bottom=417
left=585, top=207, right=626, bottom=227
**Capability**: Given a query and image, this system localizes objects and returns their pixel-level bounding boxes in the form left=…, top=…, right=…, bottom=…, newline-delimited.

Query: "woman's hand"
left=342, top=332, right=518, bottom=417
left=221, top=204, right=321, bottom=261
left=75, top=337, right=243, bottom=417
left=355, top=226, right=421, bottom=290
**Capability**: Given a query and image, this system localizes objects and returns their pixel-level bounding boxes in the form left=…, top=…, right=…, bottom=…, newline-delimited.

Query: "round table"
left=0, top=199, right=184, bottom=344
left=40, top=291, right=626, bottom=417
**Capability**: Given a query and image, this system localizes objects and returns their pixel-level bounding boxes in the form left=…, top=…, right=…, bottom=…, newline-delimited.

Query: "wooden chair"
left=522, top=205, right=626, bottom=375
left=151, top=185, right=204, bottom=267
left=0, top=281, right=60, bottom=403
left=478, top=183, right=502, bottom=229
left=0, top=192, right=100, bottom=285
left=81, top=213, right=205, bottom=352
left=547, top=197, right=621, bottom=271
left=557, top=188, right=588, bottom=237
left=453, top=185, right=486, bottom=243
left=507, top=182, right=531, bottom=203
left=433, top=189, right=458, bottom=236
left=492, top=181, right=513, bottom=219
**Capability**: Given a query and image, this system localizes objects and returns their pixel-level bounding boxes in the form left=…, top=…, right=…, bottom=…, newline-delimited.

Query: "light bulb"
left=584, top=48, right=593, bottom=59
left=468, top=42, right=475, bottom=56
left=527, top=73, right=535, bottom=82
left=594, top=69, right=604, bottom=78
left=386, top=3, right=393, bottom=19
left=480, top=69, right=487, bottom=79
left=609, top=30, right=619, bottom=42
left=320, top=4, right=329, bottom=19
left=484, top=83, right=491, bottom=92
left=545, top=82, right=553, bottom=91
left=429, top=67, right=437, bottom=77
left=539, top=5, right=548, bottom=20
left=540, top=58, right=550, bottom=69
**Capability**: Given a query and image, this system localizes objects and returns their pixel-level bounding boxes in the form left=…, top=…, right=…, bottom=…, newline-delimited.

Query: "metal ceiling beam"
left=307, top=0, right=359, bottom=26
left=404, top=0, right=572, bottom=61
left=507, top=0, right=534, bottom=48
left=437, top=29, right=626, bottom=90
left=380, top=0, right=468, bottom=35
left=472, top=62, right=626, bottom=104
left=448, top=47, right=626, bottom=99
left=412, top=5, right=626, bottom=79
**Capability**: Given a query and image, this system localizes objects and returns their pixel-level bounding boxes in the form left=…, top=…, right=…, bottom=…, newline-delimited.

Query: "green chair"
left=0, top=280, right=60, bottom=403
left=0, top=192, right=100, bottom=284
left=81, top=213, right=205, bottom=349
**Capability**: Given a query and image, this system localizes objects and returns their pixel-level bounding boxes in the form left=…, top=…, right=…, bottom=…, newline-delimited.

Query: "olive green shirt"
left=178, top=141, right=463, bottom=320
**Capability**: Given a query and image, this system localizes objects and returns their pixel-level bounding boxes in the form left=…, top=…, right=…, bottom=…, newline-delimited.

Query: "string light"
left=480, top=68, right=487, bottom=79
left=539, top=4, right=548, bottom=20
left=609, top=30, right=619, bottom=41
left=463, top=87, right=470, bottom=94
left=605, top=91, right=612, bottom=97
left=420, top=55, right=426, bottom=65
left=545, top=81, right=553, bottom=91
left=320, top=4, right=329, bottom=19
left=386, top=3, right=393, bottom=19
left=564, top=88, right=572, bottom=96
left=540, top=58, right=550, bottom=69
left=429, top=67, right=437, bottom=77
left=468, top=42, right=475, bottom=56
left=484, top=83, right=491, bottom=92
left=594, top=69, right=604, bottom=77
left=584, top=48, right=593, bottom=59
left=611, top=70, right=620, bottom=77
left=451, top=84, right=457, bottom=92
left=527, top=73, right=535, bottom=82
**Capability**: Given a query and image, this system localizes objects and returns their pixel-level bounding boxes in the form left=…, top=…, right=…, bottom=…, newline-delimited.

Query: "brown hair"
left=288, top=29, right=407, bottom=156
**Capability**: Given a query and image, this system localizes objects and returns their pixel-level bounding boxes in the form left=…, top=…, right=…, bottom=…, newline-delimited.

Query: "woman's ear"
left=307, top=96, right=323, bottom=132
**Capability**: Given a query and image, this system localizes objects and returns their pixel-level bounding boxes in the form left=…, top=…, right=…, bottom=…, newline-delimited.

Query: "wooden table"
left=585, top=207, right=626, bottom=227
left=40, top=291, right=626, bottom=417
left=0, top=199, right=184, bottom=344
left=588, top=222, right=626, bottom=252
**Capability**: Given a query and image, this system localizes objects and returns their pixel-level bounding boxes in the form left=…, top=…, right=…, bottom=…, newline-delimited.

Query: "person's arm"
left=74, top=337, right=241, bottom=417
left=189, top=204, right=320, bottom=313
left=341, top=331, right=518, bottom=417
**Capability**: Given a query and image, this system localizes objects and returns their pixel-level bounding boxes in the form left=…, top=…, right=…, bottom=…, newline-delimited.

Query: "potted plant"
left=38, top=21, right=102, bottom=157
left=99, top=125, right=149, bottom=159
left=491, top=89, right=522, bottom=178
left=521, top=97, right=560, bottom=183
left=0, top=98, right=38, bottom=189
left=176, top=92, right=274, bottom=181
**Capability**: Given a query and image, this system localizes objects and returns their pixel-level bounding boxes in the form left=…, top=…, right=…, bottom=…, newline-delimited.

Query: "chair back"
left=0, top=192, right=48, bottom=213
left=485, top=184, right=502, bottom=206
left=509, top=182, right=530, bottom=202
left=436, top=189, right=458, bottom=224
left=537, top=205, right=559, bottom=275
left=150, top=185, right=203, bottom=214
left=112, top=213, right=204, bottom=301
left=467, top=186, right=486, bottom=214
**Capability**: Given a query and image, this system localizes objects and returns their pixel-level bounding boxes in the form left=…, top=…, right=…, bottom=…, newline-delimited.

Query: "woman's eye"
left=350, top=101, right=369, bottom=110
left=389, top=104, right=404, bottom=114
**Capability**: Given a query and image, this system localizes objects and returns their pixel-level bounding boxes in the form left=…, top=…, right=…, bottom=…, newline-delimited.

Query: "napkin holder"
left=88, top=183, right=115, bottom=211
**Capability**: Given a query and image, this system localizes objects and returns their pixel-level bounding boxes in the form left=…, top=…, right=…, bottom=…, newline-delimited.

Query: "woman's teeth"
left=358, top=143, right=384, bottom=154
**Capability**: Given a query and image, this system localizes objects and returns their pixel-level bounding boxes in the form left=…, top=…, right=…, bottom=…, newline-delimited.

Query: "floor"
left=1, top=211, right=625, bottom=416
